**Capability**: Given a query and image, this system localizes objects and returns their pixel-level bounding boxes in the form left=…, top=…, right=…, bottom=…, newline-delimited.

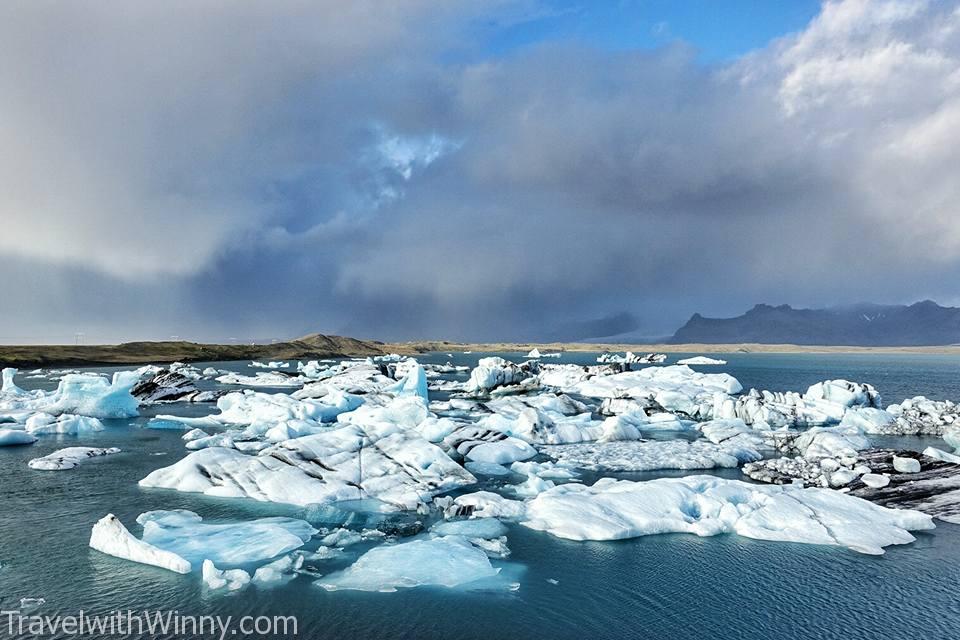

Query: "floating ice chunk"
left=185, top=434, right=235, bottom=450
left=44, top=373, right=140, bottom=419
left=385, top=362, right=428, bottom=401
left=1, top=368, right=26, bottom=395
left=465, top=357, right=538, bottom=394
left=945, top=426, right=960, bottom=453
left=862, top=473, right=891, bottom=488
left=546, top=439, right=761, bottom=472
left=923, top=446, right=960, bottom=464
left=0, top=429, right=36, bottom=446
left=216, top=372, right=307, bottom=387
left=250, top=361, right=290, bottom=369
left=522, top=475, right=934, bottom=554
left=526, top=349, right=541, bottom=358
left=316, top=535, right=501, bottom=592
left=839, top=408, right=897, bottom=434
left=510, top=460, right=579, bottom=480
left=884, top=396, right=960, bottom=435
left=794, top=426, right=870, bottom=461
left=431, top=518, right=507, bottom=539
left=511, top=475, right=555, bottom=498
left=25, top=413, right=105, bottom=435
left=132, top=369, right=220, bottom=403
left=202, top=560, right=251, bottom=591
left=464, top=461, right=510, bottom=476
left=320, top=528, right=363, bottom=547
left=141, top=421, right=475, bottom=510
left=182, top=428, right=210, bottom=442
left=893, top=456, right=921, bottom=473
left=464, top=437, right=537, bottom=465
left=803, top=380, right=881, bottom=410
left=596, top=352, right=666, bottom=365
left=441, top=492, right=526, bottom=520
left=136, top=510, right=316, bottom=566
left=89, top=514, right=191, bottom=574
left=676, top=356, right=726, bottom=365
left=28, top=446, right=121, bottom=470
left=252, top=554, right=304, bottom=586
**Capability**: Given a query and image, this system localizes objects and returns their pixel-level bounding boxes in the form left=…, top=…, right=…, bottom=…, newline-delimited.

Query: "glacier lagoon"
left=0, top=352, right=959, bottom=639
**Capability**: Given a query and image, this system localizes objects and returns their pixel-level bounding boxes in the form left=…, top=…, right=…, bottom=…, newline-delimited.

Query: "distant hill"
left=0, top=333, right=389, bottom=368
left=669, top=301, right=960, bottom=346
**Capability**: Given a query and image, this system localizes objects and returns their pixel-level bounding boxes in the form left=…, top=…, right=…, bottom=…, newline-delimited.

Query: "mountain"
left=669, top=301, right=960, bottom=346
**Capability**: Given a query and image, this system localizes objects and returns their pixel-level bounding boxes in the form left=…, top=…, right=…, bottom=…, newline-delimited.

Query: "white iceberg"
left=141, top=420, right=476, bottom=510
left=89, top=514, right=191, bottom=574
left=0, top=428, right=36, bottom=446
left=28, top=446, right=121, bottom=470
left=1, top=369, right=139, bottom=420
left=137, top=510, right=316, bottom=566
left=25, top=413, right=105, bottom=435
left=316, top=535, right=502, bottom=592
left=521, top=475, right=933, bottom=554
left=546, top=438, right=762, bottom=472
left=676, top=356, right=727, bottom=365
left=202, top=560, right=251, bottom=591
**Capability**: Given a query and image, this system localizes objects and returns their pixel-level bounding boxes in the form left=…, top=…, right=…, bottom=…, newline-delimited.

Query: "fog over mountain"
left=2, top=1, right=960, bottom=343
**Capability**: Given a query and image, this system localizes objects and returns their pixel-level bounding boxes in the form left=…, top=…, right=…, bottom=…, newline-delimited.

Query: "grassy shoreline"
left=4, top=335, right=960, bottom=369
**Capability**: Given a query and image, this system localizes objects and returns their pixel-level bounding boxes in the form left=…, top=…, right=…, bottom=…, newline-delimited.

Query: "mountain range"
left=669, top=301, right=960, bottom=346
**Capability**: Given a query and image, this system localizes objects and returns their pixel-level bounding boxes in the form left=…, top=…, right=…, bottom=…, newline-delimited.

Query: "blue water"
left=1, top=353, right=958, bottom=639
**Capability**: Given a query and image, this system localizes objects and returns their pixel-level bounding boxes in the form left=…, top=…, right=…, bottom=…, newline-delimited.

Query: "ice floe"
left=0, top=368, right=139, bottom=420
left=316, top=535, right=504, bottom=592
left=28, top=447, right=121, bottom=470
left=202, top=560, right=251, bottom=591
left=676, top=356, right=726, bottom=365
left=0, top=429, right=37, bottom=446
left=89, top=514, right=192, bottom=574
left=520, top=475, right=933, bottom=554
left=141, top=408, right=476, bottom=510
left=546, top=438, right=762, bottom=472
left=137, top=510, right=316, bottom=566
left=132, top=369, right=220, bottom=403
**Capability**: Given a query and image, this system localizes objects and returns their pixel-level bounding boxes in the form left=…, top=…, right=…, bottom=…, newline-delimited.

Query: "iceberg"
left=137, top=510, right=316, bottom=566
left=546, top=438, right=762, bottom=472
left=28, top=446, right=121, bottom=470
left=202, top=560, right=251, bottom=591
left=89, top=514, right=191, bottom=574
left=252, top=554, right=304, bottom=585
left=141, top=420, right=475, bottom=510
left=886, top=397, right=960, bottom=435
left=521, top=475, right=934, bottom=554
left=0, top=428, right=36, bottom=446
left=316, top=535, right=502, bottom=592
left=465, top=357, right=539, bottom=395
left=25, top=413, right=105, bottom=435
left=0, top=370, right=139, bottom=420
left=131, top=369, right=220, bottom=403
left=676, top=356, right=726, bottom=365
left=216, top=372, right=307, bottom=387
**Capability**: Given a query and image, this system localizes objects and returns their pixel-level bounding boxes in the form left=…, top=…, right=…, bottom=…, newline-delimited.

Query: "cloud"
left=1, top=0, right=959, bottom=342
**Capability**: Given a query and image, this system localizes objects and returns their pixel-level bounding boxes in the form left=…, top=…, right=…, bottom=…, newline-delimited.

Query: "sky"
left=1, top=0, right=959, bottom=344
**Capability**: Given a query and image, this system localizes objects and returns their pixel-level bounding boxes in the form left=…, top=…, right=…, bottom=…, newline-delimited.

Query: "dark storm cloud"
left=1, top=0, right=959, bottom=342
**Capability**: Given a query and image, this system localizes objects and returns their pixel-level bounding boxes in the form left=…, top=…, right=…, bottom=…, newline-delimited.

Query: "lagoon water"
left=1, top=352, right=959, bottom=639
